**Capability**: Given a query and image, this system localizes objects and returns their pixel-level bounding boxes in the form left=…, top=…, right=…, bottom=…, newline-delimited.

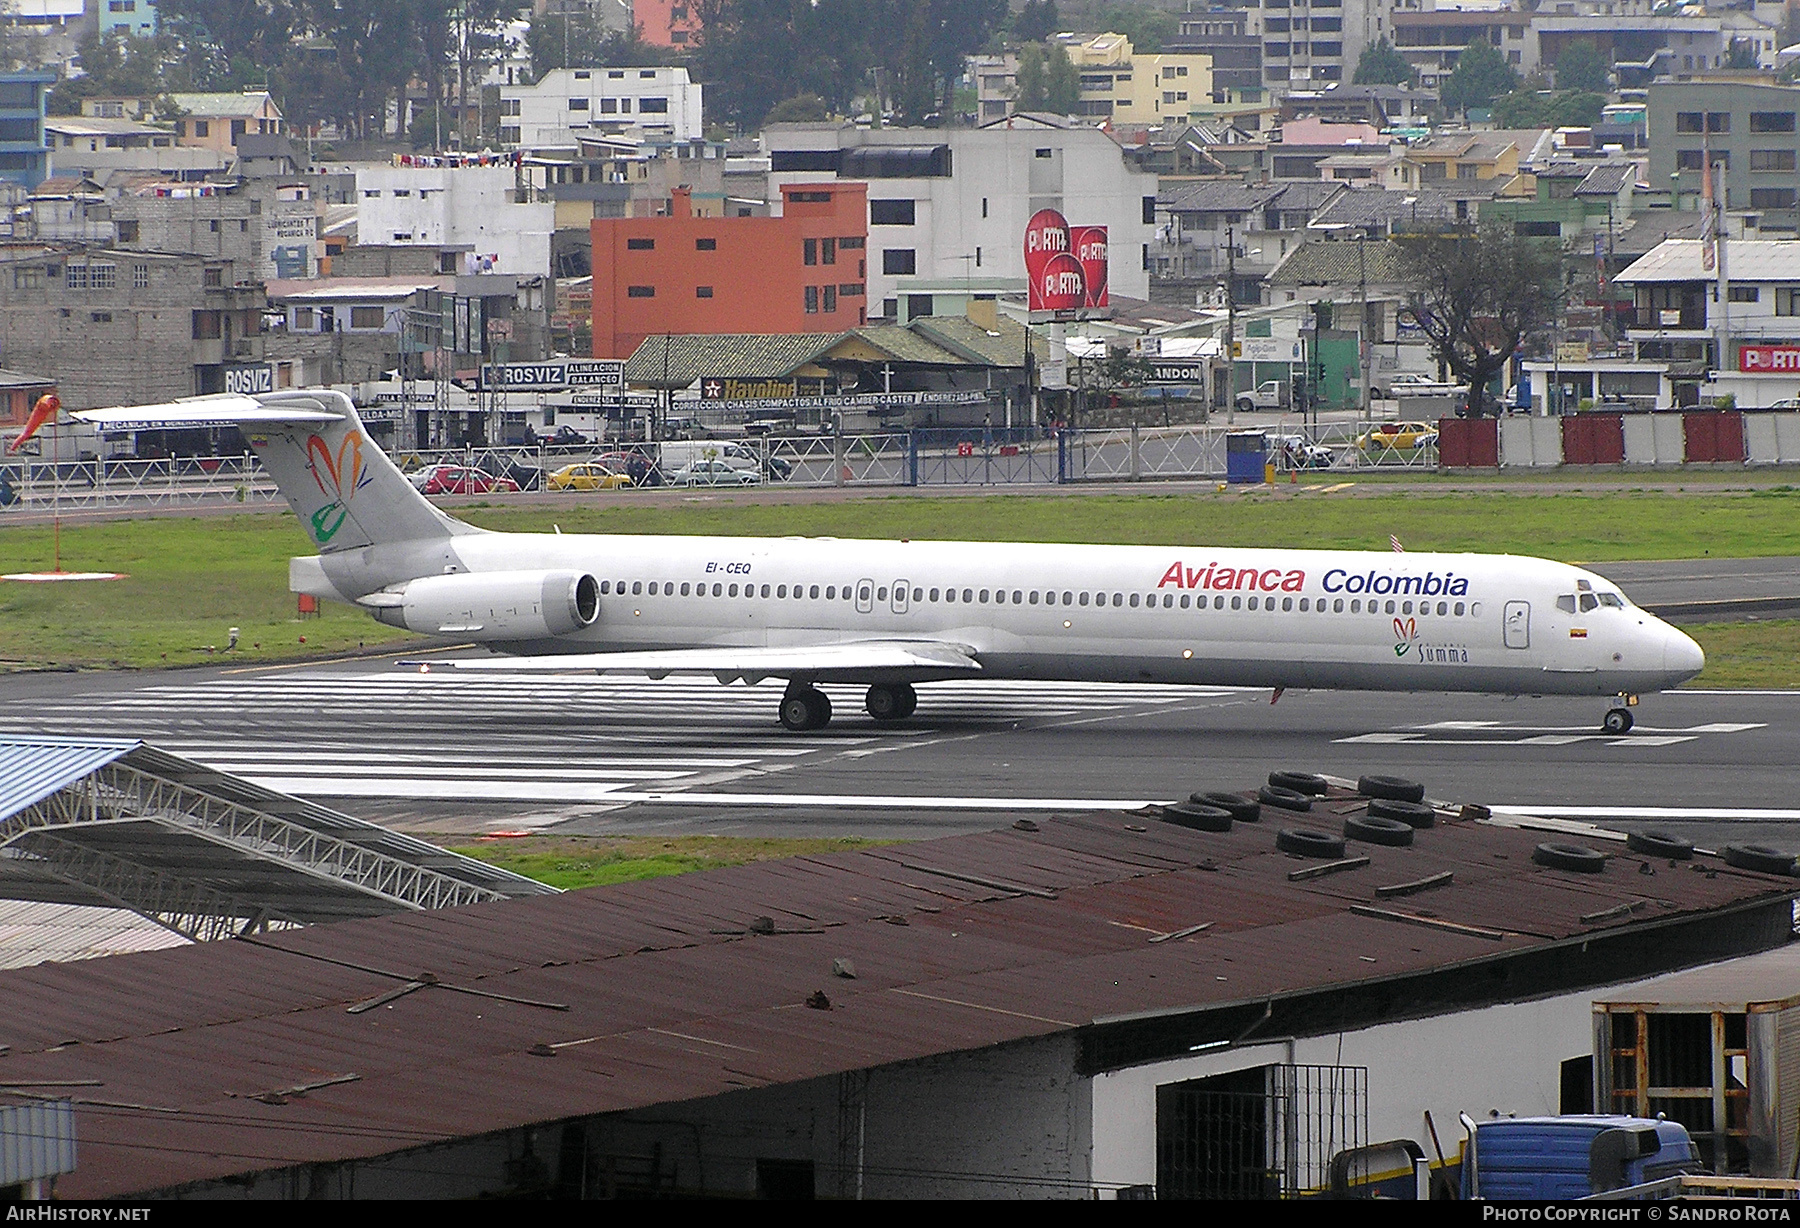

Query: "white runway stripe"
left=4, top=675, right=1231, bottom=805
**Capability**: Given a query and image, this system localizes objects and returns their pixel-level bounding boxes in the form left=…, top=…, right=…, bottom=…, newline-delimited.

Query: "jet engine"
left=364, top=570, right=600, bottom=641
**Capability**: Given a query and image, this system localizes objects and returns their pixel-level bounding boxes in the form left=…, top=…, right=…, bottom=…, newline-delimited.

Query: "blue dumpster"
left=1225, top=430, right=1267, bottom=484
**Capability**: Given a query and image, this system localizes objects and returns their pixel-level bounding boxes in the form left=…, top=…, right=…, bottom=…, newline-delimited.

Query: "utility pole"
left=1714, top=158, right=1732, bottom=386
left=1223, top=224, right=1237, bottom=424
left=1357, top=233, right=1371, bottom=418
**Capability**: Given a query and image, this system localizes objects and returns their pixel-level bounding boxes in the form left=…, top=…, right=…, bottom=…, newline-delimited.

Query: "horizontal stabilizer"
left=409, top=640, right=983, bottom=683
left=75, top=394, right=342, bottom=431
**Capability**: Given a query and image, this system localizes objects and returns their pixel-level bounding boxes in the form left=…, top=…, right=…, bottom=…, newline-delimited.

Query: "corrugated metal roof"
left=1268, top=238, right=1408, bottom=286
left=0, top=901, right=188, bottom=970
left=0, top=736, right=137, bottom=823
left=1617, top=238, right=1800, bottom=284
left=622, top=332, right=842, bottom=386
left=0, top=798, right=1792, bottom=1198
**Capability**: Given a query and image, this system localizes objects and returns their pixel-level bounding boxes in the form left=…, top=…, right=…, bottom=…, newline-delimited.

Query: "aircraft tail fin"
left=77, top=390, right=476, bottom=553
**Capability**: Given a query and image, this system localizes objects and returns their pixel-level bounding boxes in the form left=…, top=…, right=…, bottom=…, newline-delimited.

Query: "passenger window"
left=1471, top=602, right=1482, bottom=616
left=1214, top=596, right=1225, bottom=609
left=1556, top=595, right=1577, bottom=613
left=776, top=584, right=786, bottom=597
left=1454, top=601, right=1465, bottom=615
left=600, top=580, right=611, bottom=594
left=1231, top=596, right=1242, bottom=610
left=1402, top=601, right=1412, bottom=615
left=1385, top=600, right=1396, bottom=614
left=914, top=588, right=924, bottom=601
left=1063, top=591, right=1074, bottom=605
left=632, top=581, right=642, bottom=595
left=1299, top=598, right=1309, bottom=611
left=1180, top=594, right=1191, bottom=609
left=825, top=586, right=836, bottom=599
left=809, top=585, right=820, bottom=598
left=1436, top=601, right=1447, bottom=616
left=1129, top=594, right=1140, bottom=608
left=1112, top=593, right=1123, bottom=607
left=931, top=588, right=941, bottom=601
left=1079, top=592, right=1089, bottom=606
left=1335, top=599, right=1345, bottom=612
left=1029, top=591, right=1039, bottom=605
left=873, top=586, right=884, bottom=601
left=1013, top=590, right=1023, bottom=604
left=1282, top=598, right=1293, bottom=611
left=1248, top=596, right=1259, bottom=610
left=761, top=585, right=771, bottom=598
left=964, top=589, right=975, bottom=602
left=681, top=582, right=691, bottom=596
left=729, top=584, right=739, bottom=597
left=1350, top=600, right=1361, bottom=613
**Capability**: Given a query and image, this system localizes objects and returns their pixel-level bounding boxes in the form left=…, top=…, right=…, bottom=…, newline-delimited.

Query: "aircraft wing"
left=409, top=639, right=982, bottom=684
left=74, top=394, right=343, bottom=431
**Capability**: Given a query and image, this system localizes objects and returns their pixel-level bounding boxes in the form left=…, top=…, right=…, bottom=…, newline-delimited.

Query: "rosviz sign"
left=224, top=365, right=275, bottom=395
left=479, top=360, right=623, bottom=390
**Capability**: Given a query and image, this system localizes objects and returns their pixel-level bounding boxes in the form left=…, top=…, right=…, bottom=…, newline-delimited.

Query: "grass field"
left=446, top=835, right=889, bottom=890
left=2, top=488, right=1797, bottom=683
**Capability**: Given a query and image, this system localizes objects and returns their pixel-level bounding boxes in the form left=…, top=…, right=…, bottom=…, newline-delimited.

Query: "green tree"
left=1353, top=38, right=1416, bottom=87
left=765, top=92, right=831, bottom=125
left=1014, top=41, right=1048, bottom=111
left=1554, top=40, right=1609, bottom=94
left=1440, top=39, right=1519, bottom=114
left=1013, top=0, right=1058, bottom=44
left=1728, top=37, right=1760, bottom=70
left=1397, top=224, right=1563, bottom=419
left=528, top=13, right=672, bottom=78
left=1097, top=4, right=1174, bottom=53
left=1045, top=43, right=1079, bottom=114
left=1548, top=90, right=1605, bottom=126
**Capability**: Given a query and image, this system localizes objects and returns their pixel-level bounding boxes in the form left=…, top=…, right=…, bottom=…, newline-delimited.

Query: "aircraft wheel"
left=865, top=682, right=917, bottom=722
left=1602, top=708, right=1633, bottom=734
left=779, top=687, right=832, bottom=732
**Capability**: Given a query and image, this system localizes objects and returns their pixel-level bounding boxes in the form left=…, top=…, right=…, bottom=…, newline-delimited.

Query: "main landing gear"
left=1602, top=693, right=1637, bottom=734
left=776, top=682, right=918, bottom=731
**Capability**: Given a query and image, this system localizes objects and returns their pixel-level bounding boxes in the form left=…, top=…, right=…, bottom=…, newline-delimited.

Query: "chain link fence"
left=0, top=423, right=1446, bottom=511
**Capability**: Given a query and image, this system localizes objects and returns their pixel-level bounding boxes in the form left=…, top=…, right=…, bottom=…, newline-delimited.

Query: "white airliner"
left=79, top=390, right=1705, bottom=733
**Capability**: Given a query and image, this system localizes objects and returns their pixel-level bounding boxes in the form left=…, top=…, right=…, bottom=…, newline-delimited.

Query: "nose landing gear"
left=1602, top=694, right=1637, bottom=734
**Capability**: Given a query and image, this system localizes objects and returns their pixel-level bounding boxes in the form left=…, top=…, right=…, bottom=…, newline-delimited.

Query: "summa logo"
left=1157, top=561, right=1306, bottom=593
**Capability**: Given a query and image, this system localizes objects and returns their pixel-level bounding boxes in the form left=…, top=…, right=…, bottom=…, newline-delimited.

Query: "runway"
left=1, top=657, right=1794, bottom=850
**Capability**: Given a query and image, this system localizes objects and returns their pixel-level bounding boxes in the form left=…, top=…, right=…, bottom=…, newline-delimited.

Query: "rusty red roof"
left=0, top=802, right=1792, bottom=1197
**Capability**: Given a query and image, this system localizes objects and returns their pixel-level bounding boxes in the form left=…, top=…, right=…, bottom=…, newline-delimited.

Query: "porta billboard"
left=1025, top=209, right=1108, bottom=318
left=1739, top=345, right=1800, bottom=373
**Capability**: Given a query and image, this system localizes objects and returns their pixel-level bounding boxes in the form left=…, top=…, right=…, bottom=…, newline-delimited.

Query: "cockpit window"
left=1597, top=592, right=1624, bottom=608
left=1579, top=593, right=1599, bottom=612
left=1556, top=595, right=1578, bottom=613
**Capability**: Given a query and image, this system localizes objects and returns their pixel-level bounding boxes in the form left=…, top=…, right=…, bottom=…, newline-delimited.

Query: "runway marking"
left=1493, top=806, right=1800, bottom=822
left=0, top=674, right=1212, bottom=805
left=1336, top=720, right=1765, bottom=749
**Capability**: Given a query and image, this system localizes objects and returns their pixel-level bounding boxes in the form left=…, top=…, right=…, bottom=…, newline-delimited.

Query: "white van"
left=656, top=439, right=792, bottom=481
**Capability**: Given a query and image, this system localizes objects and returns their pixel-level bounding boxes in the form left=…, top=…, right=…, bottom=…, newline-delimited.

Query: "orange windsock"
left=7, top=393, right=59, bottom=454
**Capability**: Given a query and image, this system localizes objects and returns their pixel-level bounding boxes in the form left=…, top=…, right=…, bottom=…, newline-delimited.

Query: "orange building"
left=632, top=0, right=701, bottom=49
left=591, top=182, right=870, bottom=360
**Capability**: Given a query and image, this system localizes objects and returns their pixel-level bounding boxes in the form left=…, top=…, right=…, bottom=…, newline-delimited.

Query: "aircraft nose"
left=1663, top=624, right=1706, bottom=682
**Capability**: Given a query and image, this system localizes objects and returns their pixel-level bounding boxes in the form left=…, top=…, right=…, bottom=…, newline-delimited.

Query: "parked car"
left=1376, top=373, right=1465, bottom=399
left=547, top=463, right=634, bottom=492
left=475, top=456, right=543, bottom=492
left=408, top=464, right=520, bottom=495
left=1356, top=421, right=1440, bottom=452
left=1270, top=434, right=1336, bottom=469
left=596, top=450, right=660, bottom=487
left=669, top=459, right=762, bottom=487
left=1233, top=380, right=1288, bottom=412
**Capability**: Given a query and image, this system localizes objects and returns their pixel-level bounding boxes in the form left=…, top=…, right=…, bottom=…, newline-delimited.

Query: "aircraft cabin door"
left=891, top=579, right=911, bottom=615
left=1503, top=600, right=1530, bottom=649
left=855, top=579, right=874, bottom=614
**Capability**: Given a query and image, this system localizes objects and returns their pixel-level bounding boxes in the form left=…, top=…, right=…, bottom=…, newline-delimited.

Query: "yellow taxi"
left=547, top=463, right=634, bottom=491
left=1356, top=420, right=1440, bottom=452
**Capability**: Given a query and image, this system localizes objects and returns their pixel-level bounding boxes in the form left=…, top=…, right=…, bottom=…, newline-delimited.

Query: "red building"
left=632, top=0, right=701, bottom=48
left=591, top=182, right=870, bottom=360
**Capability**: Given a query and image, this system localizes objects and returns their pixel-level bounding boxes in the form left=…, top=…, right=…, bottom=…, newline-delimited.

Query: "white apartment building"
left=763, top=122, right=1158, bottom=316
left=497, top=66, right=704, bottom=147
left=355, top=163, right=554, bottom=279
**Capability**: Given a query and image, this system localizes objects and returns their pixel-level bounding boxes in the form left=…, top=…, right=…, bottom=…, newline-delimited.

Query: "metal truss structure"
left=0, top=747, right=551, bottom=943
